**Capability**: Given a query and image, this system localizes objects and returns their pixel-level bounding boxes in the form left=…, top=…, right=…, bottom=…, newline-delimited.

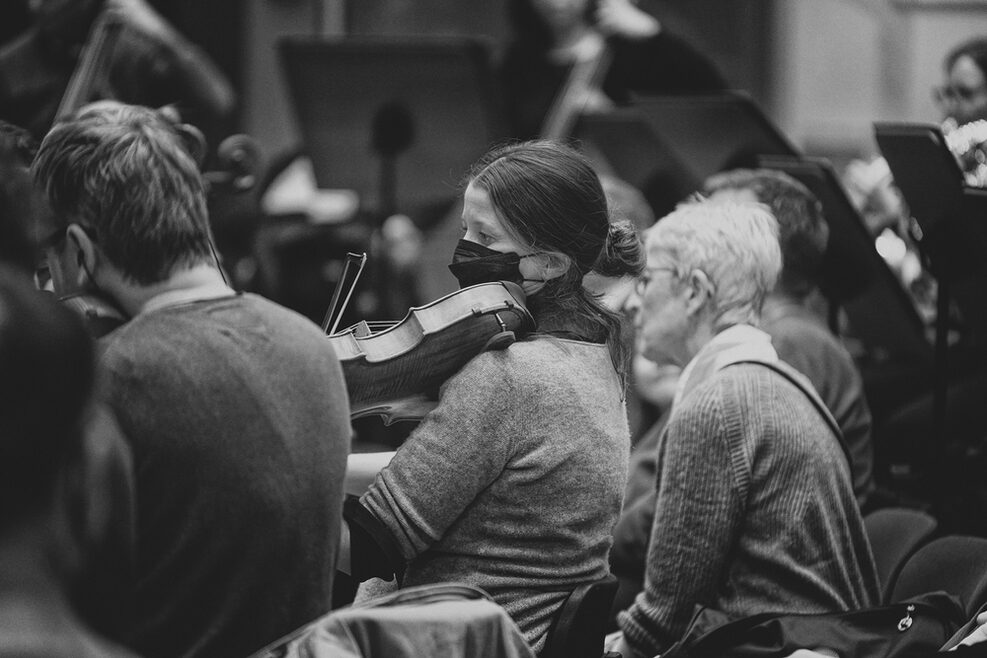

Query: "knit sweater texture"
left=99, top=293, right=351, bottom=658
left=361, top=337, right=630, bottom=652
left=761, top=295, right=875, bottom=508
left=618, top=362, right=880, bottom=657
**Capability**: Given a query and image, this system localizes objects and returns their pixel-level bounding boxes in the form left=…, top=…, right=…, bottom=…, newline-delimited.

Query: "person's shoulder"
left=764, top=311, right=858, bottom=376
left=764, top=308, right=838, bottom=348
left=456, top=335, right=604, bottom=383
left=688, top=361, right=806, bottom=414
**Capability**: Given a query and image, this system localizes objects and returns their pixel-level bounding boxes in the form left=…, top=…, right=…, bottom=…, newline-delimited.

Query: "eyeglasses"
left=634, top=266, right=678, bottom=297
left=934, top=84, right=987, bottom=104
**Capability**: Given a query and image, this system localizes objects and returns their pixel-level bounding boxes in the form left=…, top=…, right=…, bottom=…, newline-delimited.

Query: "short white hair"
left=645, top=200, right=781, bottom=328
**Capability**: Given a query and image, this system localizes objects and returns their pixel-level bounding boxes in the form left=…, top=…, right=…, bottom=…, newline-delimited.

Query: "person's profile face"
left=937, top=54, right=987, bottom=126
left=634, top=248, right=692, bottom=367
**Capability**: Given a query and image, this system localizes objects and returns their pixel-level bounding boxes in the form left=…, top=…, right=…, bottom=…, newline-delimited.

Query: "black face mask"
left=448, top=239, right=541, bottom=289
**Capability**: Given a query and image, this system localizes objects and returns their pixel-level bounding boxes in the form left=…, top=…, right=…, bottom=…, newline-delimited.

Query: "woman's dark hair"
left=466, top=140, right=643, bottom=377
left=945, top=37, right=987, bottom=78
left=592, top=219, right=646, bottom=278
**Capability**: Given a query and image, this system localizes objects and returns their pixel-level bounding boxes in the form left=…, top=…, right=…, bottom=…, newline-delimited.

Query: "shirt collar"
left=671, top=324, right=778, bottom=411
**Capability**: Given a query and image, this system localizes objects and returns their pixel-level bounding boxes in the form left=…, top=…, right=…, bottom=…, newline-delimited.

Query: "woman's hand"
left=594, top=0, right=661, bottom=40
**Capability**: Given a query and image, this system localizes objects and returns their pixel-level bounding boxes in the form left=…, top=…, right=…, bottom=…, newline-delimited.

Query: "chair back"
left=541, top=574, right=618, bottom=658
left=863, top=506, right=938, bottom=602
left=890, top=534, right=987, bottom=617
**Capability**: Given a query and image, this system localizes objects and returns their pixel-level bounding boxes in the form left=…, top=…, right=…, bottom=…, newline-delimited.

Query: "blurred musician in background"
left=842, top=37, right=987, bottom=503
left=938, top=37, right=987, bottom=187
left=938, top=37, right=987, bottom=129
left=0, top=0, right=235, bottom=144
left=33, top=101, right=350, bottom=658
left=499, top=0, right=726, bottom=139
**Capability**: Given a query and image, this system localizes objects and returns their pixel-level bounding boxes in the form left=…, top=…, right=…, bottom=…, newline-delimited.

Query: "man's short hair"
left=0, top=268, right=94, bottom=526
left=32, top=102, right=213, bottom=285
left=703, top=168, right=828, bottom=298
left=647, top=200, right=781, bottom=329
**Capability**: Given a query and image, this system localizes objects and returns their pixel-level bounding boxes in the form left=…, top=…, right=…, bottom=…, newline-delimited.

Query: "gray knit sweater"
left=618, top=362, right=880, bottom=657
left=361, top=337, right=630, bottom=651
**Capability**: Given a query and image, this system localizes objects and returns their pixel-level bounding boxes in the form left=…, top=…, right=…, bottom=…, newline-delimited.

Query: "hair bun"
left=592, top=219, right=645, bottom=279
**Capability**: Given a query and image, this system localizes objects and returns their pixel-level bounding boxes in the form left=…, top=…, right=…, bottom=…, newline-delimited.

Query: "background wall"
left=772, top=0, right=987, bottom=164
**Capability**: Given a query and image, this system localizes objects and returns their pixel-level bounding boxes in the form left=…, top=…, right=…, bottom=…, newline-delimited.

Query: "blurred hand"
left=105, top=0, right=173, bottom=41
left=595, top=0, right=661, bottom=40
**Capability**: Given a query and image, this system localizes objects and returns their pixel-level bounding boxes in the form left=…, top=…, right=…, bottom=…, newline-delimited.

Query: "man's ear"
left=683, top=269, right=713, bottom=317
left=65, top=223, right=98, bottom=284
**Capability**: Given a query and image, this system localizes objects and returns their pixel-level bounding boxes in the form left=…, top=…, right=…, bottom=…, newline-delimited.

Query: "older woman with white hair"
left=609, top=200, right=879, bottom=658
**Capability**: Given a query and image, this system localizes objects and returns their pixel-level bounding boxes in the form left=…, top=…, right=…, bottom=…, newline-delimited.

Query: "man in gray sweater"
left=33, top=102, right=351, bottom=658
left=610, top=200, right=879, bottom=658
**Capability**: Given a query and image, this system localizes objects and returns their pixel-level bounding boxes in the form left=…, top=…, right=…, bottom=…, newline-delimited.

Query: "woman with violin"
left=344, top=140, right=644, bottom=653
left=500, top=0, right=727, bottom=140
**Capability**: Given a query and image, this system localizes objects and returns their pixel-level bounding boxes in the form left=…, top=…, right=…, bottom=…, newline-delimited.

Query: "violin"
left=326, top=278, right=534, bottom=425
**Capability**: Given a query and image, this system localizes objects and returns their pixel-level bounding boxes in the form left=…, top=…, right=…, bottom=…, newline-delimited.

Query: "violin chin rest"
left=484, top=331, right=517, bottom=351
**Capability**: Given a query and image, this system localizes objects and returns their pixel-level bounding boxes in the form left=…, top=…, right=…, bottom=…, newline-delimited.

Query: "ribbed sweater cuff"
left=617, top=605, right=664, bottom=658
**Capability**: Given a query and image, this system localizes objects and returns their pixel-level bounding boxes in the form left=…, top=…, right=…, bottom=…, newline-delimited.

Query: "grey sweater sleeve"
left=361, top=353, right=519, bottom=559
left=618, top=379, right=747, bottom=655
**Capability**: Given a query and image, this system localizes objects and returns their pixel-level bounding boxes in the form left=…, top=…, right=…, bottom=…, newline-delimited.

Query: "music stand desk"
left=279, top=36, right=503, bottom=216
left=631, top=91, right=800, bottom=186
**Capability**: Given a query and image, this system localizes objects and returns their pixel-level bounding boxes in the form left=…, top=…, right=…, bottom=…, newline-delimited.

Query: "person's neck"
left=113, top=264, right=234, bottom=317
left=681, top=319, right=717, bottom=366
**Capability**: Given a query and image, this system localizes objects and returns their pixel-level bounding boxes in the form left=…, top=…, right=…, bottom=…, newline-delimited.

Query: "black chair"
left=889, top=535, right=987, bottom=617
left=863, top=506, right=938, bottom=603
left=541, top=574, right=619, bottom=658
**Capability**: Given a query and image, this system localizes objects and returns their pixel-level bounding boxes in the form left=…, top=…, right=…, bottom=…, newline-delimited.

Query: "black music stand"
left=572, top=109, right=696, bottom=218
left=632, top=91, right=799, bottom=183
left=573, top=92, right=799, bottom=216
left=279, top=36, right=504, bottom=218
left=757, top=155, right=933, bottom=372
left=875, top=123, right=987, bottom=500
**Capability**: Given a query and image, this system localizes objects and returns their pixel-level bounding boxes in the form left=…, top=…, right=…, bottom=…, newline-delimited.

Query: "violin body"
left=329, top=281, right=534, bottom=424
